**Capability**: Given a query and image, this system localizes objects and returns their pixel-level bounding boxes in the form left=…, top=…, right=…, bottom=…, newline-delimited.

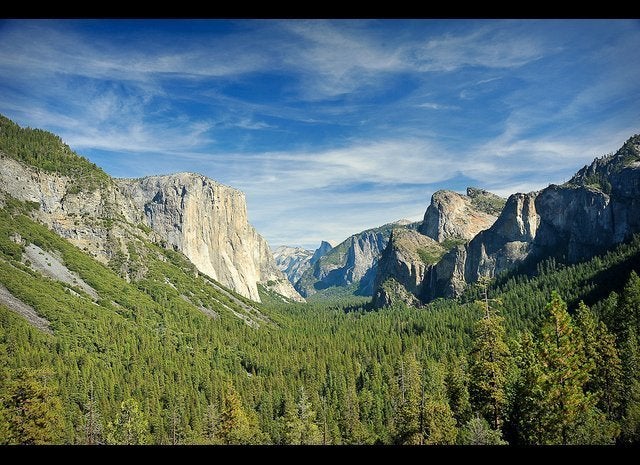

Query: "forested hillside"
left=1, top=190, right=639, bottom=444
left=1, top=116, right=639, bottom=445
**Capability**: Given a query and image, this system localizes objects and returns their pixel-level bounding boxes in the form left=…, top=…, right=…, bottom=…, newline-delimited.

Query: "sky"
left=0, top=19, right=639, bottom=250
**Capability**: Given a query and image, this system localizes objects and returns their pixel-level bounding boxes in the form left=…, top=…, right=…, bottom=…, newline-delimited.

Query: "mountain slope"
left=0, top=115, right=301, bottom=303
left=374, top=134, right=640, bottom=307
left=273, top=241, right=334, bottom=285
left=373, top=188, right=503, bottom=307
left=295, top=220, right=417, bottom=298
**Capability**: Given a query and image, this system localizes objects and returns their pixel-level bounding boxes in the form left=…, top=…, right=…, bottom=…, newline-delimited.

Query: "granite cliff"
left=373, top=188, right=503, bottom=306
left=274, top=240, right=334, bottom=285
left=295, top=220, right=417, bottom=297
left=0, top=116, right=301, bottom=303
left=374, top=134, right=640, bottom=306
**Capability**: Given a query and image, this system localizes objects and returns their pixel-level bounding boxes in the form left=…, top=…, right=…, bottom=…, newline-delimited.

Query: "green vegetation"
left=441, top=237, right=467, bottom=251
left=1, top=189, right=640, bottom=444
left=417, top=245, right=446, bottom=265
left=0, top=114, right=639, bottom=444
left=467, top=188, right=506, bottom=216
left=0, top=115, right=109, bottom=192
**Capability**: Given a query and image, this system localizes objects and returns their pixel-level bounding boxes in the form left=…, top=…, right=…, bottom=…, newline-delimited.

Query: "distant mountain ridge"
left=374, top=134, right=640, bottom=307
left=295, top=220, right=419, bottom=298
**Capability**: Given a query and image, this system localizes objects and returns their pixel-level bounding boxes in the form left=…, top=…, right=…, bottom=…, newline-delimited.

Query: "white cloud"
left=417, top=102, right=459, bottom=110
left=411, top=25, right=544, bottom=72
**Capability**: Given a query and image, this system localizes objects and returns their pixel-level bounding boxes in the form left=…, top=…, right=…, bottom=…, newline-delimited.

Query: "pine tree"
left=421, top=399, right=458, bottom=444
left=394, top=353, right=422, bottom=444
left=444, top=355, right=472, bottom=427
left=284, top=386, right=322, bottom=445
left=202, top=401, right=220, bottom=444
left=105, top=398, right=150, bottom=445
left=458, top=415, right=507, bottom=445
left=83, top=381, right=103, bottom=445
left=469, top=297, right=510, bottom=430
left=0, top=368, right=65, bottom=444
left=537, top=293, right=592, bottom=444
left=217, top=383, right=251, bottom=444
left=507, top=331, right=546, bottom=445
left=536, top=293, right=618, bottom=444
left=575, top=302, right=623, bottom=418
left=617, top=272, right=640, bottom=443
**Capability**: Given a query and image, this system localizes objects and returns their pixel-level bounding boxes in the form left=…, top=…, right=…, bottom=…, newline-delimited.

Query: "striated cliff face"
left=117, top=174, right=303, bottom=303
left=0, top=153, right=146, bottom=268
left=373, top=229, right=443, bottom=307
left=0, top=153, right=302, bottom=303
left=295, top=221, right=416, bottom=297
left=375, top=134, right=640, bottom=306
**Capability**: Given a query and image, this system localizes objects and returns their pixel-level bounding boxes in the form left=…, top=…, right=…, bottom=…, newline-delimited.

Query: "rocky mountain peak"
left=418, top=188, right=504, bottom=243
left=310, top=240, right=334, bottom=266
left=568, top=134, right=640, bottom=192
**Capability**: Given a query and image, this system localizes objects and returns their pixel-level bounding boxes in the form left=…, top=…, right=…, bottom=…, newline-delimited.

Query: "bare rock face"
left=0, top=154, right=302, bottom=303
left=419, top=188, right=503, bottom=242
left=372, top=188, right=502, bottom=307
left=373, top=229, right=444, bottom=307
left=0, top=153, right=146, bottom=270
left=118, top=174, right=303, bottom=303
left=295, top=222, right=413, bottom=297
left=274, top=241, right=334, bottom=285
left=274, top=246, right=314, bottom=284
left=433, top=134, right=640, bottom=300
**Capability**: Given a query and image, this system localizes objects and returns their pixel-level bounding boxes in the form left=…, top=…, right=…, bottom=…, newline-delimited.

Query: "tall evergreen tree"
left=617, top=272, right=640, bottom=443
left=217, top=383, right=252, bottom=445
left=538, top=293, right=593, bottom=444
left=105, top=398, right=150, bottom=445
left=444, top=355, right=472, bottom=427
left=394, top=353, right=422, bottom=444
left=83, top=381, right=103, bottom=445
left=284, top=386, right=322, bottom=445
left=575, top=302, right=623, bottom=419
left=469, top=298, right=510, bottom=430
left=508, top=331, right=546, bottom=445
left=0, top=368, right=65, bottom=445
left=458, top=415, right=507, bottom=445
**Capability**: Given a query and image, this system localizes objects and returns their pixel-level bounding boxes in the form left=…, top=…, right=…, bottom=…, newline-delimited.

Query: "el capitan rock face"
left=118, top=174, right=303, bottom=303
left=0, top=153, right=302, bottom=303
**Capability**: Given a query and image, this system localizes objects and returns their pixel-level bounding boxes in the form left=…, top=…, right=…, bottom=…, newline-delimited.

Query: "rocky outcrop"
left=419, top=188, right=504, bottom=242
left=0, top=152, right=302, bottom=303
left=373, top=229, right=444, bottom=307
left=274, top=246, right=314, bottom=284
left=274, top=241, right=334, bottom=285
left=295, top=220, right=416, bottom=297
left=376, top=134, right=640, bottom=306
left=0, top=152, right=146, bottom=270
left=373, top=188, right=502, bottom=307
left=117, top=174, right=303, bottom=303
left=310, top=241, right=334, bottom=266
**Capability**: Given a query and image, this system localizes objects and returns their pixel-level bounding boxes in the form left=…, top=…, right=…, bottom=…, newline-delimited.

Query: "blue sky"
left=1, top=19, right=639, bottom=249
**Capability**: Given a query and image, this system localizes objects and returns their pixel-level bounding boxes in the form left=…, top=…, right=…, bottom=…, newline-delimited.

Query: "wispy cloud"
left=0, top=19, right=638, bottom=248
left=410, top=24, right=545, bottom=72
left=417, top=102, right=459, bottom=110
